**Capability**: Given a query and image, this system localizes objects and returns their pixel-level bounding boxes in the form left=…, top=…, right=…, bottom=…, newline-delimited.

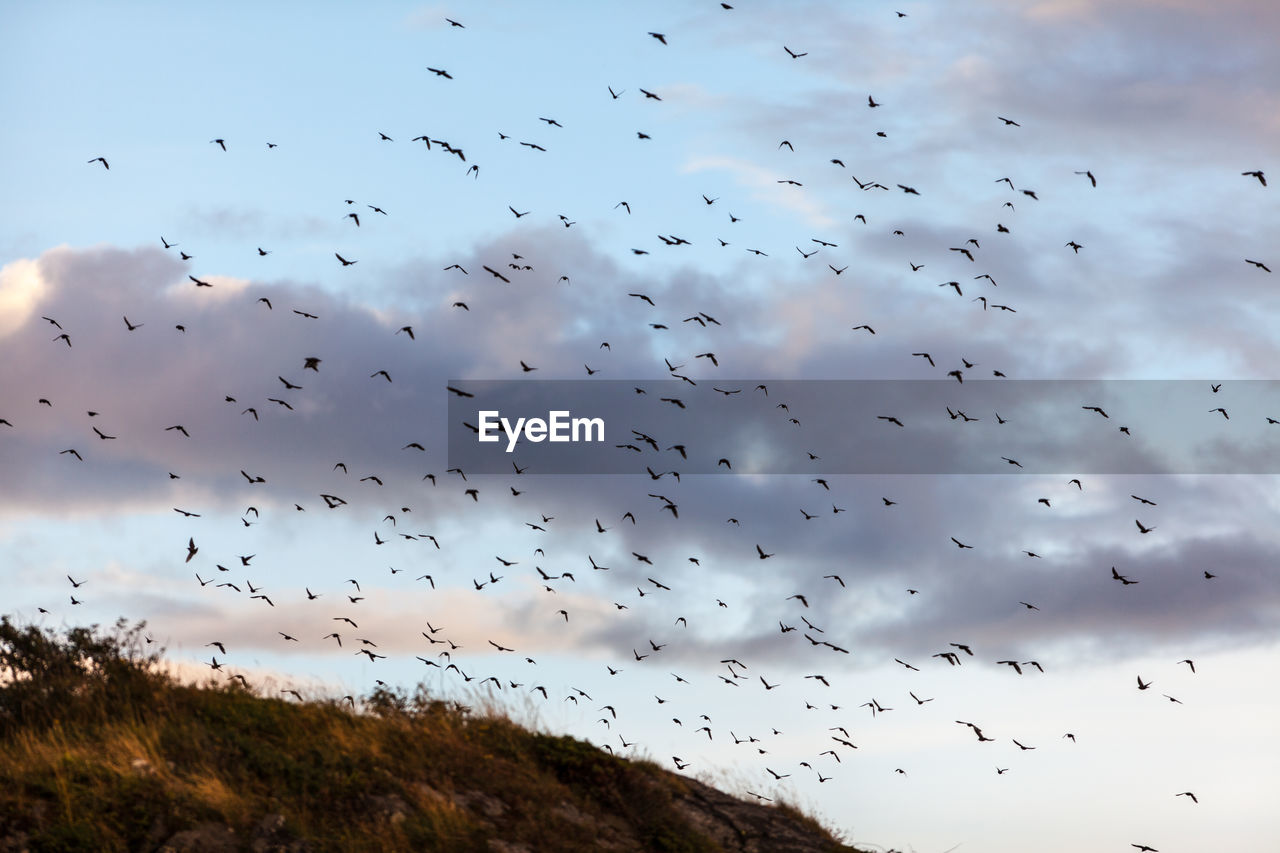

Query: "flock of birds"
left=7, top=7, right=1272, bottom=853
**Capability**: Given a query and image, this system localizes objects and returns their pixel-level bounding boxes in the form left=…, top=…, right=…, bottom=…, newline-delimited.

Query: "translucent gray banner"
left=445, top=380, right=1278, bottom=474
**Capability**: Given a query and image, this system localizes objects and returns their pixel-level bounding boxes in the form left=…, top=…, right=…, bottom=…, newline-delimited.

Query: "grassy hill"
left=0, top=618, right=869, bottom=853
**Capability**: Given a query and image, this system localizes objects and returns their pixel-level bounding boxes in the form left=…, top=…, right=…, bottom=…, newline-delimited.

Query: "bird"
left=1246, top=259, right=1271, bottom=272
left=1242, top=170, right=1266, bottom=186
left=784, top=46, right=807, bottom=58
left=335, top=253, right=357, bottom=266
left=88, top=156, right=109, bottom=169
left=1112, top=566, right=1138, bottom=585
left=996, top=116, right=1020, bottom=126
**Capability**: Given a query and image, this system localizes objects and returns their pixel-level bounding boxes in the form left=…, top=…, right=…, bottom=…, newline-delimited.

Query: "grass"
left=0, top=618, right=869, bottom=852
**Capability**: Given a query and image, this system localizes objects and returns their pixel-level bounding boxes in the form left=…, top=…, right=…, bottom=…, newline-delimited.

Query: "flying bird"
left=1112, top=566, right=1138, bottom=585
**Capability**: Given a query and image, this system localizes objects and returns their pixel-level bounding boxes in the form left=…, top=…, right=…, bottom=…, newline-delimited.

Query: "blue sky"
left=3, top=2, right=1279, bottom=851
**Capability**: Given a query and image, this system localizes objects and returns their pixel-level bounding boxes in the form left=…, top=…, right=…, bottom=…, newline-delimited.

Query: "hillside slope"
left=0, top=619, right=869, bottom=853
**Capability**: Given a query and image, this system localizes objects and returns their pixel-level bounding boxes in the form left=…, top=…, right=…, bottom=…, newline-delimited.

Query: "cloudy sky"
left=3, top=2, right=1278, bottom=851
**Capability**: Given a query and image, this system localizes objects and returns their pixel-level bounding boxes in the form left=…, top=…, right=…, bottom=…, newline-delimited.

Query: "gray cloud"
left=5, top=240, right=1279, bottom=676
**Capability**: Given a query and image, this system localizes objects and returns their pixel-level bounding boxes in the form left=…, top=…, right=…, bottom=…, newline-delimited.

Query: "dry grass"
left=0, top=618, right=866, bottom=852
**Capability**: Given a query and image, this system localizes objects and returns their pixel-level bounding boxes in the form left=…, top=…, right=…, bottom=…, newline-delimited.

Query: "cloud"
left=7, top=240, right=1280, bottom=674
left=401, top=4, right=455, bottom=32
left=0, top=257, right=49, bottom=338
left=683, top=156, right=836, bottom=228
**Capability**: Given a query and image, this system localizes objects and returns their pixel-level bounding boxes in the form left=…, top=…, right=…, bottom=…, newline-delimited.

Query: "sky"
left=2, top=2, right=1279, bottom=851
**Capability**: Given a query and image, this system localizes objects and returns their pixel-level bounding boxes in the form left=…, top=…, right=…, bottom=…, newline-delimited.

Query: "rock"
left=159, top=823, right=237, bottom=853
left=551, top=801, right=640, bottom=851
left=413, top=782, right=451, bottom=807
left=366, top=794, right=409, bottom=825
left=254, top=814, right=285, bottom=837
left=458, top=790, right=506, bottom=819
left=670, top=777, right=845, bottom=853
left=486, top=841, right=532, bottom=853
left=249, top=813, right=295, bottom=853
